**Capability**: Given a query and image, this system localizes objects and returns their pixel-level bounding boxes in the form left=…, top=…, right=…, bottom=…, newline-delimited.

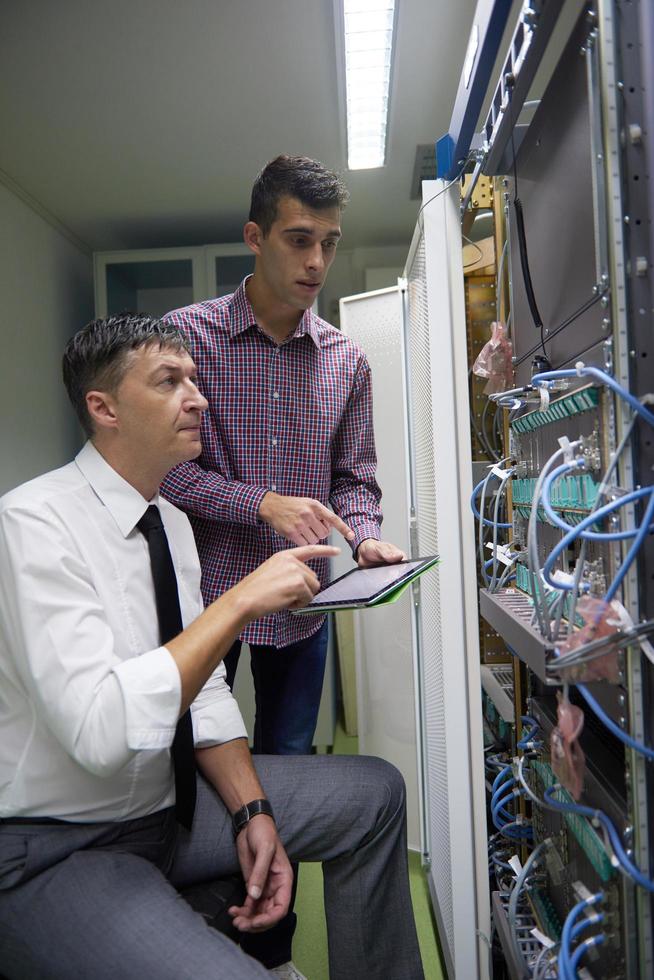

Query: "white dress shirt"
left=0, top=441, right=246, bottom=822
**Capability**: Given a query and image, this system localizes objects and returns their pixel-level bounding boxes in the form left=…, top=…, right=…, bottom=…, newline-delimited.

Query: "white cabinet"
left=338, top=284, right=421, bottom=848
left=205, top=244, right=254, bottom=302
left=94, top=243, right=254, bottom=317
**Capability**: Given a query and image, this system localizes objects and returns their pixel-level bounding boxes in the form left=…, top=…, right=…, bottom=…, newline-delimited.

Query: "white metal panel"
left=404, top=181, right=490, bottom=980
left=338, top=285, right=421, bottom=850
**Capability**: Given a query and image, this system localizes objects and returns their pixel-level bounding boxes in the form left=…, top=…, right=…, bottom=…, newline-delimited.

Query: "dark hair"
left=249, top=155, right=349, bottom=235
left=62, top=313, right=188, bottom=437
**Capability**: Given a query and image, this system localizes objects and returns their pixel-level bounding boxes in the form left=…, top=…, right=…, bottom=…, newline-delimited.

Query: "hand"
left=356, top=539, right=407, bottom=568
left=259, top=492, right=355, bottom=546
left=229, top=815, right=293, bottom=933
left=232, top=544, right=340, bottom=621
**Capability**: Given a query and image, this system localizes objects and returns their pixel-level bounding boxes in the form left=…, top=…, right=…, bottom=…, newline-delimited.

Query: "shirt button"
left=272, top=391, right=279, bottom=400
left=272, top=437, right=278, bottom=446
left=271, top=484, right=277, bottom=491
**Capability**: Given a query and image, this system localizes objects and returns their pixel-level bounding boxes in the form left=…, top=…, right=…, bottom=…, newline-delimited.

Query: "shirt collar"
left=74, top=441, right=158, bottom=538
left=228, top=277, right=321, bottom=350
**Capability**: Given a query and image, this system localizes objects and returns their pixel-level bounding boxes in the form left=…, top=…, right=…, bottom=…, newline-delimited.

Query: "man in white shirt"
left=0, top=315, right=424, bottom=980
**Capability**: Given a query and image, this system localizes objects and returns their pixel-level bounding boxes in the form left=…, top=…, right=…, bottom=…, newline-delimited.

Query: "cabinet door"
left=94, top=248, right=207, bottom=318
left=338, top=285, right=421, bottom=848
left=205, top=244, right=255, bottom=299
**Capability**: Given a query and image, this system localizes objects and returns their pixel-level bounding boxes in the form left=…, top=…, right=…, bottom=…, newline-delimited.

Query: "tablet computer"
left=291, top=555, right=440, bottom=614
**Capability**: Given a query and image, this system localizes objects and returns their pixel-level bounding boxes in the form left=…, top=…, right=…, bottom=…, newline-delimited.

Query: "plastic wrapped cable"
left=550, top=692, right=586, bottom=801
left=473, top=320, right=514, bottom=394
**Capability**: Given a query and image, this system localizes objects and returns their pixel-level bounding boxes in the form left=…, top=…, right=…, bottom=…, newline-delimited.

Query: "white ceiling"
left=0, top=0, right=477, bottom=253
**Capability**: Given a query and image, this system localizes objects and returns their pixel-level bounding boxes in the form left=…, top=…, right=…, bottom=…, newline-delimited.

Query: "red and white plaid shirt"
left=161, top=278, right=382, bottom=647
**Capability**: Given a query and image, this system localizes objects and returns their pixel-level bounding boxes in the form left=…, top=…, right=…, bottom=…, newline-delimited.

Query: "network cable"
left=526, top=445, right=576, bottom=637
left=470, top=475, right=512, bottom=527
left=541, top=487, right=654, bottom=592
left=540, top=460, right=654, bottom=542
left=543, top=785, right=654, bottom=892
left=576, top=685, right=654, bottom=763
left=507, top=840, right=552, bottom=976
left=530, top=365, right=654, bottom=429
left=518, top=716, right=540, bottom=749
left=568, top=933, right=605, bottom=978
left=473, top=462, right=513, bottom=588
left=557, top=893, right=604, bottom=980
left=537, top=407, right=645, bottom=631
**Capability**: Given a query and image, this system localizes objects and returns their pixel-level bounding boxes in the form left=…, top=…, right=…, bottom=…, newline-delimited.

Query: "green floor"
left=292, top=724, right=445, bottom=979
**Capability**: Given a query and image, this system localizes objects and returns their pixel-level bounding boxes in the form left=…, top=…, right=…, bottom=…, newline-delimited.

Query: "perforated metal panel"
left=405, top=236, right=454, bottom=954
left=403, top=184, right=490, bottom=980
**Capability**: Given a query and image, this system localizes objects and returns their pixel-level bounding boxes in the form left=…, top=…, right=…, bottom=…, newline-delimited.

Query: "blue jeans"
left=223, top=621, right=329, bottom=966
left=224, top=620, right=329, bottom=755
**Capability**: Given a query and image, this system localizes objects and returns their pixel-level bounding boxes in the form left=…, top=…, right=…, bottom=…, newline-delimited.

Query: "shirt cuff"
left=351, top=523, right=382, bottom=554
left=229, top=483, right=270, bottom=526
left=112, top=647, right=181, bottom=751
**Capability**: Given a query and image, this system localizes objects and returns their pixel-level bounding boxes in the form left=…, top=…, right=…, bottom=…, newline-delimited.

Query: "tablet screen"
left=300, top=556, right=438, bottom=610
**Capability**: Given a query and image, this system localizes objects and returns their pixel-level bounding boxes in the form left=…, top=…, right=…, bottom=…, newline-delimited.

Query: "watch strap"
left=232, top=798, right=274, bottom=836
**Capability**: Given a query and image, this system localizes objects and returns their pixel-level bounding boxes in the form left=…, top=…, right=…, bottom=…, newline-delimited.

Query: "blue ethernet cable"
left=490, top=784, right=524, bottom=831
left=561, top=912, right=605, bottom=979
left=544, top=786, right=654, bottom=891
left=604, top=487, right=654, bottom=600
left=530, top=365, right=654, bottom=429
left=491, top=765, right=513, bottom=796
left=518, top=716, right=540, bottom=748
left=568, top=934, right=605, bottom=978
left=576, top=685, right=654, bottom=763
left=541, top=461, right=654, bottom=541
left=491, top=785, right=532, bottom=839
left=470, top=477, right=512, bottom=527
left=542, top=486, right=654, bottom=591
left=557, top=894, right=604, bottom=980
left=491, top=782, right=517, bottom=825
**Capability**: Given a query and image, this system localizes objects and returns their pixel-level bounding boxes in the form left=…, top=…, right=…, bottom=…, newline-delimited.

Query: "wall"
left=0, top=181, right=94, bottom=495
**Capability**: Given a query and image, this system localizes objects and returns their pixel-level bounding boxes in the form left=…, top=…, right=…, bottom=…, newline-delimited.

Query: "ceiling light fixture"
left=343, top=0, right=396, bottom=170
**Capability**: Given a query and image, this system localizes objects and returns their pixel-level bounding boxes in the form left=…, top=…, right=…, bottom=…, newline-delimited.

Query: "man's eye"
left=161, top=377, right=175, bottom=386
left=323, top=241, right=338, bottom=251
left=292, top=237, right=307, bottom=246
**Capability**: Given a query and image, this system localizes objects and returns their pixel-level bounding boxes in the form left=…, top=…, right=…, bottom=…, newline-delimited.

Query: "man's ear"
left=86, top=390, right=119, bottom=432
left=243, top=221, right=263, bottom=255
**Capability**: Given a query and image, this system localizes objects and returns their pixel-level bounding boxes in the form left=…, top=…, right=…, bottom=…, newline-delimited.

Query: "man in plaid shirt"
left=161, top=156, right=404, bottom=976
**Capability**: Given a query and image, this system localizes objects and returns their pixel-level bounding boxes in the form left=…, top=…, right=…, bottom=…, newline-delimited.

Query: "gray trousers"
left=0, top=755, right=424, bottom=980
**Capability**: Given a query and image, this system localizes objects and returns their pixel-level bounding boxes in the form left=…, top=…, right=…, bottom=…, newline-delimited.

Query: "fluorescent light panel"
left=343, top=0, right=395, bottom=170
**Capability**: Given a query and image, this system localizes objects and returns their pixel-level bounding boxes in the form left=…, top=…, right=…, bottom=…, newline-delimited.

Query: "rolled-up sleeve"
left=191, top=661, right=248, bottom=748
left=112, top=647, right=181, bottom=750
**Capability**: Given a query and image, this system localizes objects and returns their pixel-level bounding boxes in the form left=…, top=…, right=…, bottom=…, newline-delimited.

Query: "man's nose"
left=305, top=243, right=324, bottom=274
left=187, top=383, right=208, bottom=412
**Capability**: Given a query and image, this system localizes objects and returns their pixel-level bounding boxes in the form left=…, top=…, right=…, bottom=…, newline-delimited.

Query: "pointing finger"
left=321, top=511, right=355, bottom=541
left=289, top=544, right=340, bottom=562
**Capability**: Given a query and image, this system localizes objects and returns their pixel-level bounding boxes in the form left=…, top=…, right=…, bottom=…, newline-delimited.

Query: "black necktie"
left=137, top=505, right=196, bottom=829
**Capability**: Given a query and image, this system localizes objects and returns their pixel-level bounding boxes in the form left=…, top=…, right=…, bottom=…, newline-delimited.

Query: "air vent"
left=410, top=144, right=437, bottom=199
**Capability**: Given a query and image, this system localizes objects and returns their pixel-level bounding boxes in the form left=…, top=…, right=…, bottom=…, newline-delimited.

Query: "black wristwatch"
left=232, top=798, right=275, bottom=837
